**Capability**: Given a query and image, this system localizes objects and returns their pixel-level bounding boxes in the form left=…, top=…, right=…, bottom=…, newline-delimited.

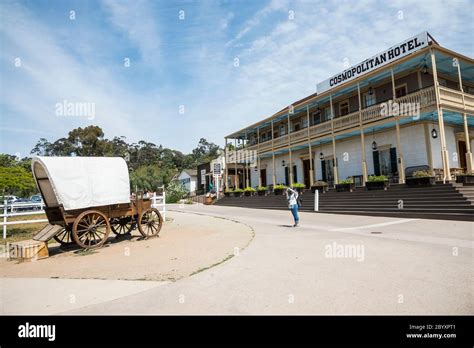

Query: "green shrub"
left=291, top=182, right=305, bottom=188
left=256, top=186, right=267, bottom=191
left=165, top=180, right=188, bottom=203
left=244, top=187, right=256, bottom=192
left=273, top=184, right=286, bottom=190
left=313, top=181, right=328, bottom=186
left=367, top=175, right=388, bottom=182
left=233, top=188, right=244, bottom=193
left=412, top=170, right=431, bottom=178
left=339, top=178, right=353, bottom=184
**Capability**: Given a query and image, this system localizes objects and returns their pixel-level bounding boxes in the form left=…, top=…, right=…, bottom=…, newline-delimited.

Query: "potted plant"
left=291, top=182, right=305, bottom=193
left=231, top=188, right=244, bottom=197
left=311, top=181, right=328, bottom=193
left=406, top=170, right=435, bottom=187
left=224, top=189, right=232, bottom=197
left=335, top=178, right=355, bottom=192
left=257, top=186, right=268, bottom=196
left=244, top=187, right=256, bottom=196
left=365, top=175, right=389, bottom=190
left=273, top=184, right=286, bottom=195
left=456, top=174, right=474, bottom=185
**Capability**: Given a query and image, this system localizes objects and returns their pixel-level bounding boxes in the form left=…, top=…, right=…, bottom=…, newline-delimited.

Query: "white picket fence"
left=1, top=201, right=47, bottom=239
left=1, top=191, right=166, bottom=239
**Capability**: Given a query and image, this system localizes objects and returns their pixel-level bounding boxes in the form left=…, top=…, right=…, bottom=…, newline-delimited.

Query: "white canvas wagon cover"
left=32, top=156, right=131, bottom=211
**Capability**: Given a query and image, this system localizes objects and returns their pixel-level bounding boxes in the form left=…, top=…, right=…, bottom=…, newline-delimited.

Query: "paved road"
left=66, top=205, right=473, bottom=315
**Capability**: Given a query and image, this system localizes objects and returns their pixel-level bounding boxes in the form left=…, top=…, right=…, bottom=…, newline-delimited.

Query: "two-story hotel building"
left=224, top=32, right=474, bottom=189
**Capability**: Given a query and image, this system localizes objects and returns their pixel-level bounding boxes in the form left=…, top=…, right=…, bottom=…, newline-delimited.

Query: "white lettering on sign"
left=317, top=32, right=429, bottom=94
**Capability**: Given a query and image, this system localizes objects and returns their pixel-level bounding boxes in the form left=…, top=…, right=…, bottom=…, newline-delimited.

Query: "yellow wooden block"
left=8, top=240, right=49, bottom=261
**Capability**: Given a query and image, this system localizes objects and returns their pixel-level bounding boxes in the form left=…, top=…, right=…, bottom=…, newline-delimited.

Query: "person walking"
left=286, top=187, right=300, bottom=227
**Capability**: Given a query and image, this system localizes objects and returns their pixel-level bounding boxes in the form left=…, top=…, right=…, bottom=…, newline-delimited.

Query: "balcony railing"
left=245, top=86, right=454, bottom=153
left=439, top=86, right=474, bottom=112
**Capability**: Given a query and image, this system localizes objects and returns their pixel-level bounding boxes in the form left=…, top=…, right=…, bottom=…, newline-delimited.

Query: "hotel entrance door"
left=458, top=140, right=467, bottom=170
left=303, top=159, right=311, bottom=188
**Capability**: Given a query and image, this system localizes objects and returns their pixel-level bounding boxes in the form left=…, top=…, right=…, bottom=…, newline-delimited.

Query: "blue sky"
left=1, top=0, right=473, bottom=157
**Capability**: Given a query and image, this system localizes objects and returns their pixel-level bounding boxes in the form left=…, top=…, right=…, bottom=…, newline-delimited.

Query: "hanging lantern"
left=319, top=152, right=324, bottom=160
left=372, top=141, right=378, bottom=151
left=282, top=160, right=286, bottom=167
left=422, top=64, right=428, bottom=75
left=368, top=86, right=373, bottom=95
left=431, top=128, right=438, bottom=139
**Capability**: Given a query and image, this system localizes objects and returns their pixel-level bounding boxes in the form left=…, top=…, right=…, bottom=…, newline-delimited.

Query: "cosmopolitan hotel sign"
left=317, top=31, right=429, bottom=93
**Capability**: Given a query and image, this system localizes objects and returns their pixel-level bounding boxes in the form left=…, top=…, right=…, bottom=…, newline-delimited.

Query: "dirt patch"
left=0, top=211, right=254, bottom=281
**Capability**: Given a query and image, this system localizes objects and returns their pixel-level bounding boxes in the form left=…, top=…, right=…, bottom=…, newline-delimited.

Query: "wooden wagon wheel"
left=53, top=226, right=75, bottom=247
left=110, top=217, right=134, bottom=236
left=72, top=210, right=111, bottom=249
left=137, top=208, right=162, bottom=238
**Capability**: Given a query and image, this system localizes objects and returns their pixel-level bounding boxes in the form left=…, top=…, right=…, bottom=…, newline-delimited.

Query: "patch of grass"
left=189, top=254, right=234, bottom=276
left=1, top=213, right=48, bottom=246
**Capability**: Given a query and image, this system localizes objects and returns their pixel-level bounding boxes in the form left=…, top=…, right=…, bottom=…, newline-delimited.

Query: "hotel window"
left=302, top=117, right=308, bottom=128
left=280, top=124, right=286, bottom=136
left=339, top=100, right=350, bottom=116
left=323, top=107, right=331, bottom=120
left=363, top=91, right=376, bottom=107
left=293, top=120, right=300, bottom=132
left=267, top=131, right=272, bottom=140
left=395, top=84, right=407, bottom=98
left=312, top=110, right=321, bottom=125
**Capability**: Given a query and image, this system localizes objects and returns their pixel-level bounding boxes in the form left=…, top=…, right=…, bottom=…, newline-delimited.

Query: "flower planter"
left=335, top=183, right=355, bottom=192
left=224, top=192, right=231, bottom=197
left=311, top=185, right=328, bottom=193
left=274, top=189, right=284, bottom=195
left=365, top=181, right=389, bottom=190
left=231, top=192, right=243, bottom=197
left=293, top=187, right=304, bottom=193
left=406, top=176, right=435, bottom=187
left=244, top=191, right=254, bottom=197
left=456, top=175, right=474, bottom=185
left=257, top=190, right=267, bottom=196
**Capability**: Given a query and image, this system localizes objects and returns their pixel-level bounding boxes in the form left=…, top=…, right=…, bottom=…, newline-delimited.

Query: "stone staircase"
left=215, top=183, right=474, bottom=221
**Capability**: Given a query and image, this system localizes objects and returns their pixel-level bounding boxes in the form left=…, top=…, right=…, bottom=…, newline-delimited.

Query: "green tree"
left=165, top=180, right=187, bottom=203
left=0, top=167, right=37, bottom=197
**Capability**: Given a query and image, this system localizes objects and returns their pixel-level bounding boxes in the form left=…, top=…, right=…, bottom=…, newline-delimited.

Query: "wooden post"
left=307, top=105, right=314, bottom=187
left=455, top=57, right=473, bottom=174
left=234, top=138, right=238, bottom=188
left=244, top=133, right=249, bottom=188
left=287, top=112, right=293, bottom=185
left=424, top=123, right=434, bottom=175
left=430, top=49, right=451, bottom=182
left=224, top=137, right=228, bottom=190
left=329, top=95, right=339, bottom=185
left=272, top=120, right=276, bottom=186
left=357, top=83, right=368, bottom=185
left=391, top=68, right=405, bottom=183
left=257, top=127, right=261, bottom=187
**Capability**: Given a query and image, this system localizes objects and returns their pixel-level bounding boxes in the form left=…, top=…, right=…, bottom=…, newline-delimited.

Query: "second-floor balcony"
left=246, top=85, right=474, bottom=154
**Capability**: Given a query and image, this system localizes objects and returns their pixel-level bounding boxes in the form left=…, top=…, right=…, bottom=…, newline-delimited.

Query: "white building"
left=177, top=169, right=197, bottom=195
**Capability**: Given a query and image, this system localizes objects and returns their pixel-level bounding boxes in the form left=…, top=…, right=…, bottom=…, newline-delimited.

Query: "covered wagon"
left=32, top=156, right=163, bottom=249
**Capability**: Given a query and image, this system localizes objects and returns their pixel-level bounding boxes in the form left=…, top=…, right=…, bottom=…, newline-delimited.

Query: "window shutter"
left=390, top=147, right=398, bottom=175
left=373, top=151, right=381, bottom=176
left=293, top=165, right=297, bottom=183
left=285, top=167, right=289, bottom=186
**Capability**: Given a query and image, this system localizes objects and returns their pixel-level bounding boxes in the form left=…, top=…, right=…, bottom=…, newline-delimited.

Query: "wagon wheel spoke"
left=72, top=210, right=110, bottom=249
left=138, top=208, right=162, bottom=238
